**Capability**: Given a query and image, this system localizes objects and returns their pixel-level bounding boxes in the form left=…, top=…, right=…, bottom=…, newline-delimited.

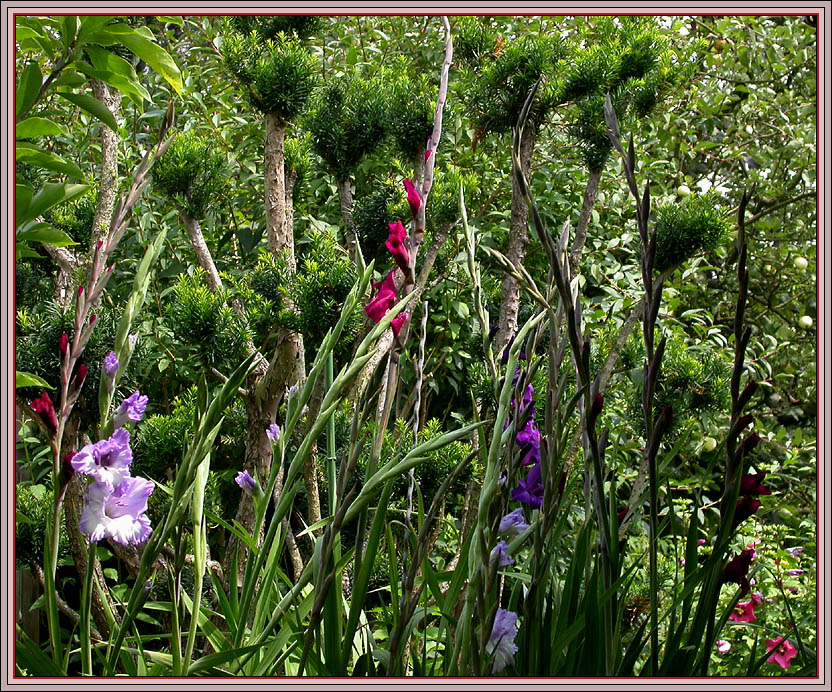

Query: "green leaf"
left=16, top=182, right=89, bottom=228
left=87, top=24, right=182, bottom=94
left=16, top=142, right=85, bottom=180
left=60, top=16, right=80, bottom=48
left=16, top=222, right=78, bottom=247
left=16, top=62, right=42, bottom=119
left=77, top=15, right=115, bottom=44
left=76, top=49, right=150, bottom=104
left=16, top=371, right=53, bottom=389
left=16, top=242, right=43, bottom=258
left=57, top=90, right=118, bottom=132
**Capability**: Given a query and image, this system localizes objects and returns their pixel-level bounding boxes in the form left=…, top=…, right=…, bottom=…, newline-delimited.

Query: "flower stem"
left=80, top=540, right=96, bottom=675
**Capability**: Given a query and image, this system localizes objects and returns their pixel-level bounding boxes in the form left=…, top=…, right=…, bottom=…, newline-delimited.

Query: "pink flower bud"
left=78, top=285, right=84, bottom=297
left=403, top=178, right=421, bottom=218
left=59, top=332, right=69, bottom=357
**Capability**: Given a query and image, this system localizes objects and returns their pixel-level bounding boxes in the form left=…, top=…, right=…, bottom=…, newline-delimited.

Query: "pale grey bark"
left=569, top=168, right=603, bottom=270
left=181, top=213, right=223, bottom=292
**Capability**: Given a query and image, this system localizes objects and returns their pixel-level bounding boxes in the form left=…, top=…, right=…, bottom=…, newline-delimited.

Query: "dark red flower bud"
left=59, top=332, right=69, bottom=357
left=72, top=364, right=88, bottom=392
left=31, top=392, right=58, bottom=432
left=739, top=433, right=762, bottom=456
left=581, top=340, right=591, bottom=361
left=617, top=507, right=629, bottom=524
left=107, top=264, right=114, bottom=273
left=97, top=240, right=103, bottom=250
left=732, top=495, right=762, bottom=530
left=557, top=470, right=568, bottom=497
left=78, top=285, right=84, bottom=297
left=663, top=405, right=674, bottom=429
left=739, top=470, right=771, bottom=496
left=740, top=380, right=759, bottom=402
left=591, top=394, right=604, bottom=417
left=737, top=414, right=753, bottom=431
left=61, top=451, right=76, bottom=482
left=89, top=314, right=98, bottom=327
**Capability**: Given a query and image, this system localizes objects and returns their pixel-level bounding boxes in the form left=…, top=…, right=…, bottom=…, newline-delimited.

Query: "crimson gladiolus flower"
left=724, top=548, right=756, bottom=595
left=739, top=471, right=771, bottom=496
left=403, top=178, right=421, bottom=218
left=31, top=392, right=58, bottom=432
left=766, top=637, right=797, bottom=670
left=391, top=312, right=407, bottom=338
left=364, top=271, right=398, bottom=323
left=386, top=220, right=410, bottom=274
left=59, top=332, right=69, bottom=357
left=732, top=495, right=762, bottom=530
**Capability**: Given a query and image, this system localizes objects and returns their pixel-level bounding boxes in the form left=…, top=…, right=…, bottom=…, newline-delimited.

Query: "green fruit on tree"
left=702, top=436, right=718, bottom=452
left=799, top=315, right=813, bottom=330
left=794, top=256, right=808, bottom=271
left=676, top=184, right=691, bottom=198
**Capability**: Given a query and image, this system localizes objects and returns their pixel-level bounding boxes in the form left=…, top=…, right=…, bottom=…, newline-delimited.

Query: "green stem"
left=80, top=540, right=96, bottom=676
left=43, top=481, right=63, bottom=667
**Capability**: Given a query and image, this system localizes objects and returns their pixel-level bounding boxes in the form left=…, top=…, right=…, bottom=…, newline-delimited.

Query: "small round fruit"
left=745, top=124, right=754, bottom=135
left=799, top=315, right=814, bottom=330
left=794, top=256, right=808, bottom=271
left=702, top=436, right=718, bottom=452
left=677, top=184, right=691, bottom=198
left=764, top=264, right=773, bottom=273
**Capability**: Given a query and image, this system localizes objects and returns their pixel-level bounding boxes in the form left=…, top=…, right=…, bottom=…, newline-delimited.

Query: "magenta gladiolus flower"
left=386, top=220, right=410, bottom=274
left=59, top=332, right=69, bottom=357
left=499, top=508, right=529, bottom=536
left=235, top=470, right=259, bottom=496
left=72, top=428, right=133, bottom=491
left=729, top=599, right=758, bottom=623
left=766, top=637, right=798, bottom=670
left=490, top=540, right=514, bottom=567
left=403, top=178, right=421, bottom=218
left=31, top=392, right=58, bottom=432
left=364, top=271, right=398, bottom=323
left=266, top=424, right=281, bottom=442
left=391, top=312, right=407, bottom=339
left=104, top=351, right=119, bottom=377
left=114, top=391, right=148, bottom=428
left=716, top=640, right=731, bottom=654
left=79, top=476, right=154, bottom=545
left=487, top=609, right=519, bottom=674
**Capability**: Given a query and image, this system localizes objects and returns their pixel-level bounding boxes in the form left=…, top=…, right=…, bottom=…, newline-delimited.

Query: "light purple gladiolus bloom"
left=499, top=508, right=530, bottom=536
left=266, top=424, right=281, bottom=442
left=71, top=428, right=133, bottom=491
left=235, top=470, right=258, bottom=496
left=787, top=569, right=805, bottom=576
left=114, top=391, right=148, bottom=428
left=490, top=540, right=514, bottom=567
left=512, top=463, right=544, bottom=509
left=104, top=351, right=119, bottom=376
left=487, top=608, right=519, bottom=673
left=716, top=640, right=731, bottom=654
left=79, top=476, right=154, bottom=545
left=786, top=546, right=804, bottom=557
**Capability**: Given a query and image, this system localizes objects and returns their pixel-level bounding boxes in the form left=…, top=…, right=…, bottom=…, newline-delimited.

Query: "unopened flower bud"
left=73, top=364, right=88, bottom=392
left=591, top=393, right=604, bottom=417
left=59, top=332, right=69, bottom=357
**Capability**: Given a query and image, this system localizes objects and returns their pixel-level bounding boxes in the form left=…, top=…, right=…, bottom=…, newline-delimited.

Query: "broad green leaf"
left=57, top=90, right=118, bottom=132
left=17, top=182, right=89, bottom=228
left=60, top=16, right=79, bottom=48
left=87, top=24, right=182, bottom=94
left=16, top=117, right=68, bottom=139
left=15, top=62, right=42, bottom=119
left=16, top=143, right=85, bottom=181
left=16, top=371, right=53, bottom=389
left=16, top=222, right=78, bottom=247
left=77, top=15, right=115, bottom=44
left=16, top=183, right=33, bottom=214
left=75, top=51, right=151, bottom=104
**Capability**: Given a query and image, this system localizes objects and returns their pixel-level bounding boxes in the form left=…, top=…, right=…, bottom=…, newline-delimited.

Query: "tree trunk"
left=337, top=178, right=357, bottom=257
left=568, top=168, right=603, bottom=271
left=496, top=124, right=537, bottom=352
left=181, top=213, right=223, bottom=291
left=89, top=79, right=122, bottom=254
left=264, top=113, right=292, bottom=268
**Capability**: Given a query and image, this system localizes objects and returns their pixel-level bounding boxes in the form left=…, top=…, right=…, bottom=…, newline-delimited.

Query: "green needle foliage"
left=385, top=62, right=436, bottom=163
left=306, top=74, right=390, bottom=182
left=154, top=131, right=227, bottom=218
left=654, top=193, right=730, bottom=272
left=221, top=22, right=318, bottom=120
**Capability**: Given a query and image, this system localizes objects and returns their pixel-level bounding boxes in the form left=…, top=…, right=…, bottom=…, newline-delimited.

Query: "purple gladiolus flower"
left=266, top=424, right=281, bottom=442
left=104, top=351, right=119, bottom=377
left=499, top=508, right=529, bottom=536
left=490, top=540, right=514, bottom=567
left=114, top=391, right=148, bottom=428
left=515, top=419, right=541, bottom=467
left=786, top=546, right=804, bottom=557
left=235, top=470, right=259, bottom=496
left=71, top=428, right=133, bottom=491
left=787, top=569, right=805, bottom=576
left=512, top=463, right=544, bottom=509
left=79, top=476, right=154, bottom=545
left=487, top=608, right=519, bottom=674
